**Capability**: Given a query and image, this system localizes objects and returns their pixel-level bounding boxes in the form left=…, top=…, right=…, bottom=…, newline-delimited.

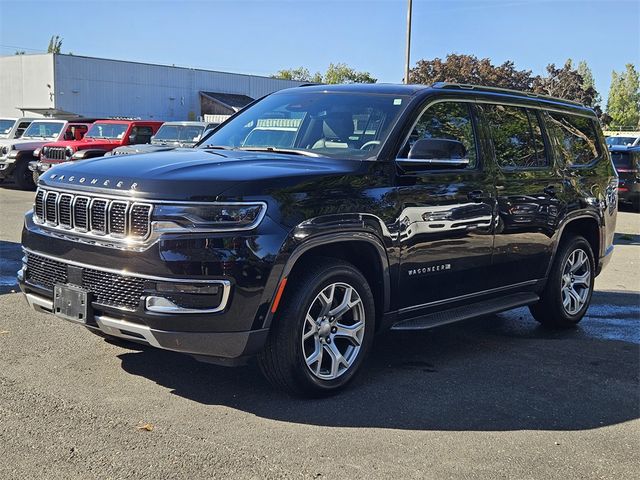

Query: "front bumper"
left=22, top=289, right=268, bottom=363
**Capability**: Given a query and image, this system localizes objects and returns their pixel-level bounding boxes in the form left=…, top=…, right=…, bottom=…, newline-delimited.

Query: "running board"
left=390, top=292, right=539, bottom=331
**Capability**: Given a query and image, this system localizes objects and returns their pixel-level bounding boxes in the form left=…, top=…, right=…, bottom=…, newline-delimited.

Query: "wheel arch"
left=262, top=232, right=391, bottom=331
left=548, top=213, right=601, bottom=277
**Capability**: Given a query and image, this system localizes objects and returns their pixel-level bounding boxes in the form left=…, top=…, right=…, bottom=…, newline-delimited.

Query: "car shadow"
left=117, top=290, right=640, bottom=431
left=0, top=240, right=22, bottom=295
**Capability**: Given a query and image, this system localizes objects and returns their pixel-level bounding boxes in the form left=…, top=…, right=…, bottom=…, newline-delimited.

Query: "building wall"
left=52, top=54, right=302, bottom=120
left=0, top=54, right=55, bottom=118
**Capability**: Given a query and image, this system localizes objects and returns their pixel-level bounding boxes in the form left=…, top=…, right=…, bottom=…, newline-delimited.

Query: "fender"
left=544, top=210, right=602, bottom=278
left=258, top=230, right=391, bottom=330
left=73, top=149, right=109, bottom=160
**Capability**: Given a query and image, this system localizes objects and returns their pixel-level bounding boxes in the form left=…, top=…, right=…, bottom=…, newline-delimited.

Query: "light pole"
left=404, top=0, right=413, bottom=84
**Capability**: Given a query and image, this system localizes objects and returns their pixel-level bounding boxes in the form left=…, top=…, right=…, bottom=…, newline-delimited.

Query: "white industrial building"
left=0, top=53, right=304, bottom=121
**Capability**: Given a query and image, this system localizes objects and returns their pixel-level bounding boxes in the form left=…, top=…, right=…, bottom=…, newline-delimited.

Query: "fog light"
left=144, top=280, right=231, bottom=314
left=155, top=282, right=219, bottom=295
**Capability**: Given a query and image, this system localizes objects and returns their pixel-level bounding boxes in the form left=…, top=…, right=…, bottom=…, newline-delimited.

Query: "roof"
left=200, top=92, right=254, bottom=111
left=160, top=121, right=210, bottom=127
left=276, top=82, right=594, bottom=113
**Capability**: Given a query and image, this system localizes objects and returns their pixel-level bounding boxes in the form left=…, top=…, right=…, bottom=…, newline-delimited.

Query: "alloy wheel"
left=302, top=282, right=365, bottom=380
left=561, top=248, right=591, bottom=315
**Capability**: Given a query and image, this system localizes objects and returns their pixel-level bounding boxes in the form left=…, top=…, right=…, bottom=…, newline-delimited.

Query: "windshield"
left=200, top=91, right=410, bottom=159
left=606, top=136, right=638, bottom=147
left=152, top=124, right=205, bottom=144
left=0, top=119, right=16, bottom=138
left=85, top=122, right=128, bottom=139
left=22, top=121, right=64, bottom=139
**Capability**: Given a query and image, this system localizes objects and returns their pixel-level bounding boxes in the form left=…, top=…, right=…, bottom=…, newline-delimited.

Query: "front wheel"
left=258, top=258, right=375, bottom=397
left=529, top=236, right=595, bottom=328
left=14, top=160, right=36, bottom=190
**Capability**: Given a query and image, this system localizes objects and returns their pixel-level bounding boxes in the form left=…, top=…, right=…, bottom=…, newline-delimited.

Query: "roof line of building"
left=0, top=52, right=301, bottom=84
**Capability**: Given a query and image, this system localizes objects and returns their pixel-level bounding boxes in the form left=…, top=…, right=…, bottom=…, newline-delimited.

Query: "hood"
left=10, top=138, right=56, bottom=151
left=45, top=138, right=121, bottom=150
left=38, top=148, right=365, bottom=201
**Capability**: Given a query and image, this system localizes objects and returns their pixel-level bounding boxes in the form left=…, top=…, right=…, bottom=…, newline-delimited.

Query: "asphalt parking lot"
left=0, top=184, right=638, bottom=480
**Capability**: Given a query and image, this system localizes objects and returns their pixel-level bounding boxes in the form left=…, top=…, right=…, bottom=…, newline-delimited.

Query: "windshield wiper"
left=204, top=145, right=236, bottom=150
left=238, top=147, right=321, bottom=158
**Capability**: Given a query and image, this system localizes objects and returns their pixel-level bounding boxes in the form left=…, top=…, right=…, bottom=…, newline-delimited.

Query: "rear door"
left=395, top=100, right=496, bottom=311
left=477, top=103, right=565, bottom=286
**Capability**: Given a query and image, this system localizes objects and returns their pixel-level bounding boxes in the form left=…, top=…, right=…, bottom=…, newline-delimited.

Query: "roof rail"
left=430, top=82, right=585, bottom=107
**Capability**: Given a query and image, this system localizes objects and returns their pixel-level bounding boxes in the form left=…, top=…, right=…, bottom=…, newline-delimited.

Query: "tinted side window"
left=544, top=112, right=601, bottom=166
left=131, top=126, right=154, bottom=144
left=15, top=121, right=31, bottom=138
left=481, top=104, right=547, bottom=169
left=403, top=102, right=478, bottom=168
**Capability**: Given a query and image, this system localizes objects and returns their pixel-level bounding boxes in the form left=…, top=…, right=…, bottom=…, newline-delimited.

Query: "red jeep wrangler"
left=37, top=119, right=163, bottom=172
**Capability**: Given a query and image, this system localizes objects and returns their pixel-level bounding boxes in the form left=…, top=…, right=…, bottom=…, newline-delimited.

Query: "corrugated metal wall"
left=53, top=54, right=302, bottom=121
left=0, top=54, right=55, bottom=118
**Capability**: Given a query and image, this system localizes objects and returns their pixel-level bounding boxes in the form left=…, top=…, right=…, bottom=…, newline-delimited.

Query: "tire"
left=14, top=160, right=36, bottom=190
left=258, top=258, right=375, bottom=397
left=32, top=169, right=41, bottom=186
left=529, top=235, right=595, bottom=328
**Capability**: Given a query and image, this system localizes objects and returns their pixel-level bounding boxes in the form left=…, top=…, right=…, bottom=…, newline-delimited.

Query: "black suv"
left=20, top=83, right=617, bottom=396
left=609, top=145, right=639, bottom=210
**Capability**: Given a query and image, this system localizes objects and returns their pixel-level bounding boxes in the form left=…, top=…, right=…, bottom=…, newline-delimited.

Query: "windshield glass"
left=153, top=124, right=205, bottom=144
left=0, top=119, right=16, bottom=138
left=606, top=136, right=638, bottom=147
left=85, top=123, right=128, bottom=139
left=200, top=92, right=409, bottom=159
left=22, top=121, right=64, bottom=139
left=611, top=151, right=638, bottom=170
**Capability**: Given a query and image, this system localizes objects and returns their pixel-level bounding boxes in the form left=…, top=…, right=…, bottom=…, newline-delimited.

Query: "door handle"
left=543, top=185, right=557, bottom=196
left=467, top=190, right=487, bottom=203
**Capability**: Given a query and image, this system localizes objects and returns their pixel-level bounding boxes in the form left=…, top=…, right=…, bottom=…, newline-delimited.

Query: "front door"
left=395, top=101, right=496, bottom=312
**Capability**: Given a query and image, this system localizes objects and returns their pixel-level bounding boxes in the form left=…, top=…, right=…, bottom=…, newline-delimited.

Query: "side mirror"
left=398, top=138, right=470, bottom=170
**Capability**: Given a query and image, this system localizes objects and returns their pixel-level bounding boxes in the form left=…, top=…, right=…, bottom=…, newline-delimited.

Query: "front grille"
left=34, top=188, right=152, bottom=241
left=43, top=147, right=67, bottom=161
left=24, top=252, right=68, bottom=289
left=25, top=252, right=144, bottom=310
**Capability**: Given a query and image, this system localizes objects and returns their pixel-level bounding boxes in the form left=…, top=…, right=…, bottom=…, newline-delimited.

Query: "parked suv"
left=610, top=145, right=639, bottom=210
left=0, top=119, right=96, bottom=190
left=35, top=119, right=163, bottom=174
left=20, top=84, right=617, bottom=396
left=0, top=117, right=36, bottom=141
left=105, top=121, right=219, bottom=156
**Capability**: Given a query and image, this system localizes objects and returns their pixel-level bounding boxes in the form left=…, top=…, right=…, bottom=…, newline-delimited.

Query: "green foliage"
left=606, top=64, right=640, bottom=129
left=532, top=59, right=598, bottom=108
left=577, top=60, right=600, bottom=106
left=14, top=50, right=25, bottom=55
left=47, top=35, right=63, bottom=54
left=272, top=63, right=376, bottom=84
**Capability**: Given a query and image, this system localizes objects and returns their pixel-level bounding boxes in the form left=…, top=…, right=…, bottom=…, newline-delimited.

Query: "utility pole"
left=404, top=0, right=413, bottom=84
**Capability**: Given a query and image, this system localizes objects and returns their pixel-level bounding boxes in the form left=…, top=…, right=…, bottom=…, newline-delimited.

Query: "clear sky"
left=0, top=0, right=638, bottom=105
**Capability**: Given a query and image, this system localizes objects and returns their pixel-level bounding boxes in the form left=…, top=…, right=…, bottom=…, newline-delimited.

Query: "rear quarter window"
left=544, top=112, right=602, bottom=166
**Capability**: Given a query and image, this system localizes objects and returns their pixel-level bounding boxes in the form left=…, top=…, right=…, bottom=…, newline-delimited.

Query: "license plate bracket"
left=54, top=284, right=92, bottom=324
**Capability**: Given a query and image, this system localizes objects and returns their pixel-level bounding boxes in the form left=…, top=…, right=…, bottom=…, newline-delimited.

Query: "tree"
left=14, top=50, right=25, bottom=55
left=272, top=63, right=376, bottom=84
left=606, top=64, right=640, bottom=129
left=271, top=67, right=322, bottom=83
left=323, top=63, right=376, bottom=84
left=408, top=54, right=534, bottom=90
left=532, top=59, right=598, bottom=108
left=577, top=60, right=601, bottom=106
left=47, top=35, right=63, bottom=54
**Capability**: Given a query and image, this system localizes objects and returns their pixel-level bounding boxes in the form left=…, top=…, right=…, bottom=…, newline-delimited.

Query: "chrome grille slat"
left=58, top=194, right=73, bottom=228
left=33, top=188, right=152, bottom=241
left=43, top=147, right=66, bottom=161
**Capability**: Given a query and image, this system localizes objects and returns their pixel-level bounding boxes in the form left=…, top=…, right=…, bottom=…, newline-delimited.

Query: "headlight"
left=65, top=147, right=74, bottom=158
left=33, top=148, right=41, bottom=157
left=41, top=147, right=48, bottom=156
left=1, top=145, right=10, bottom=156
left=152, top=202, right=267, bottom=232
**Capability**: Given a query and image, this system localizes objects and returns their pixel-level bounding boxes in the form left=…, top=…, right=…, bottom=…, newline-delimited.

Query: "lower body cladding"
left=18, top=248, right=273, bottom=365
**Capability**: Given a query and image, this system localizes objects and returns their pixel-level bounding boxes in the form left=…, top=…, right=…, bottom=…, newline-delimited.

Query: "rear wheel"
left=258, top=258, right=375, bottom=397
left=32, top=169, right=41, bottom=186
left=14, top=160, right=36, bottom=190
left=530, top=236, right=594, bottom=327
